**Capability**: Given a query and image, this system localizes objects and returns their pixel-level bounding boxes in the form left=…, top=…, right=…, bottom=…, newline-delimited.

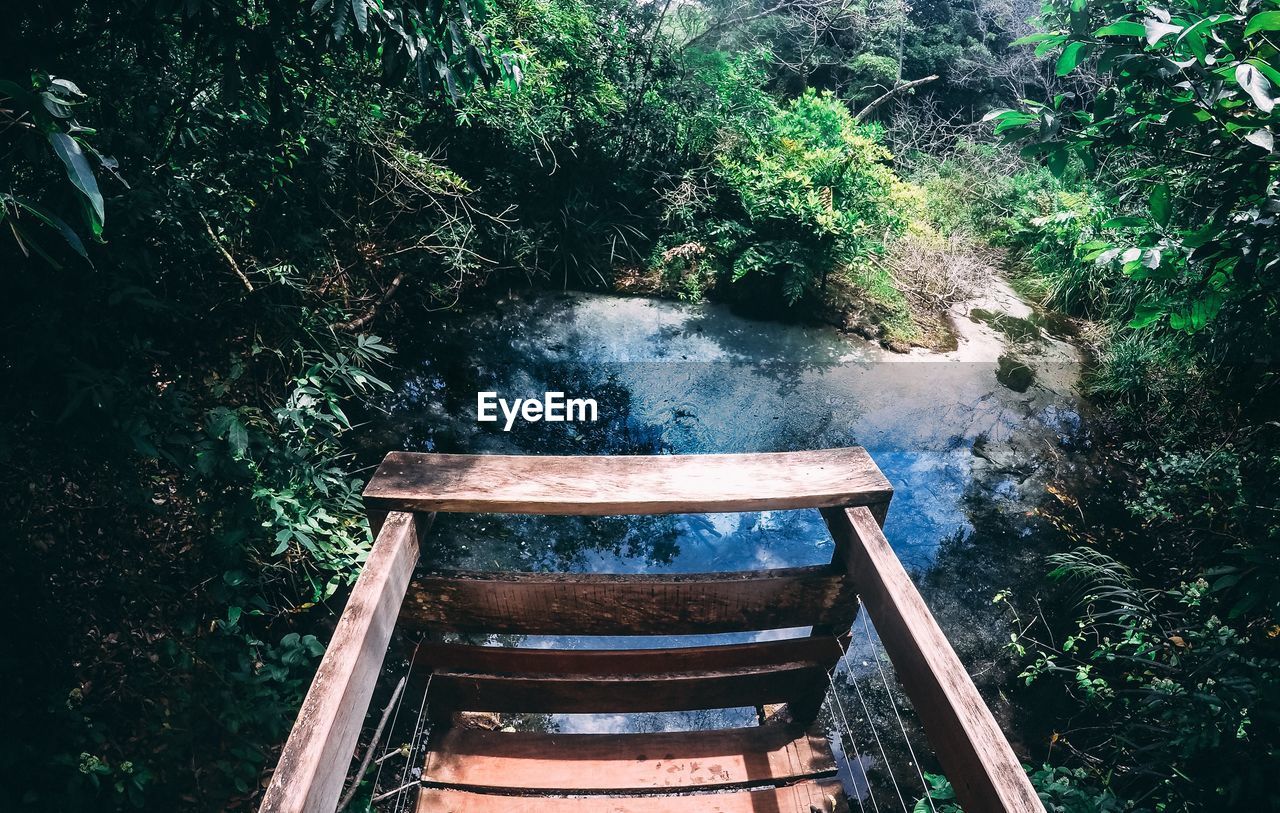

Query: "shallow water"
left=359, top=288, right=1091, bottom=798
left=363, top=289, right=1085, bottom=572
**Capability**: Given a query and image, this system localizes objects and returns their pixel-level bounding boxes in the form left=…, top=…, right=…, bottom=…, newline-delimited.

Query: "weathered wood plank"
left=822, top=506, right=1044, bottom=813
left=401, top=566, right=857, bottom=635
left=414, top=637, right=845, bottom=676
left=259, top=511, right=429, bottom=813
left=363, top=448, right=892, bottom=516
left=424, top=662, right=830, bottom=717
left=421, top=723, right=837, bottom=793
left=416, top=779, right=850, bottom=813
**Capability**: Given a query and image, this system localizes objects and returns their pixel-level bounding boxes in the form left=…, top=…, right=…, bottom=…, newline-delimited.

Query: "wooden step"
left=414, top=638, right=845, bottom=676
left=416, top=779, right=849, bottom=813
left=425, top=661, right=829, bottom=718
left=422, top=724, right=838, bottom=793
left=401, top=566, right=858, bottom=635
left=364, top=448, right=892, bottom=516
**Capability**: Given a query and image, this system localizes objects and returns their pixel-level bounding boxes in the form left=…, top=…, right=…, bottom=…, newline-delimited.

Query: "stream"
left=356, top=280, right=1093, bottom=803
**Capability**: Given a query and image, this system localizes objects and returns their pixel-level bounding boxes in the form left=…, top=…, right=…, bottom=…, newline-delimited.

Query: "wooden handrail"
left=823, top=506, right=1045, bottom=813
left=260, top=511, right=430, bottom=813
left=362, top=448, right=892, bottom=516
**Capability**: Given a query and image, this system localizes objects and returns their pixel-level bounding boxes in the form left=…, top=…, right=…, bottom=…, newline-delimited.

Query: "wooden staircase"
left=260, top=449, right=1045, bottom=813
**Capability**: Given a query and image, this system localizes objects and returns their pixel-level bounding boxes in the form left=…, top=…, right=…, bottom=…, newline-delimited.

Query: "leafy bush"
left=917, top=764, right=1124, bottom=812
left=655, top=90, right=916, bottom=305
left=991, top=0, right=1280, bottom=337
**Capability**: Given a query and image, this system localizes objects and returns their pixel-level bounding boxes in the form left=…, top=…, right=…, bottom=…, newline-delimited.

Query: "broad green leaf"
left=1150, top=183, right=1171, bottom=226
left=0, top=79, right=29, bottom=100
left=48, top=132, right=104, bottom=224
left=1235, top=64, right=1275, bottom=112
left=10, top=196, right=88, bottom=258
left=1144, top=19, right=1183, bottom=45
left=351, top=0, right=367, bottom=33
left=1056, top=41, right=1090, bottom=75
left=1182, top=220, right=1218, bottom=248
left=48, top=78, right=85, bottom=100
left=1094, top=21, right=1145, bottom=37
left=1245, top=128, right=1274, bottom=151
left=1036, top=36, right=1068, bottom=57
left=1247, top=58, right=1280, bottom=90
left=228, top=419, right=249, bottom=456
left=1103, top=216, right=1148, bottom=229
left=1012, top=32, right=1062, bottom=45
left=42, top=94, right=74, bottom=119
left=1243, top=11, right=1280, bottom=37
left=1129, top=303, right=1164, bottom=328
left=1176, top=13, right=1235, bottom=46
left=1046, top=144, right=1069, bottom=176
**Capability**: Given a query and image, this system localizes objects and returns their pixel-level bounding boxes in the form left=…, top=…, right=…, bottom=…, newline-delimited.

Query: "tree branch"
left=331, top=270, right=406, bottom=332
left=335, top=675, right=406, bottom=813
left=683, top=0, right=792, bottom=49
left=198, top=211, right=254, bottom=292
left=853, top=75, right=940, bottom=123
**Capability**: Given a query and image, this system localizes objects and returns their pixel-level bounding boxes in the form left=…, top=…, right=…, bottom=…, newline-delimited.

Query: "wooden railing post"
left=822, top=506, right=1044, bottom=813
left=260, top=511, right=430, bottom=813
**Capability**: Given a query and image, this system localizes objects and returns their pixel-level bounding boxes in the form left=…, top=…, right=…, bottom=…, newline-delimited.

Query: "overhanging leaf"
left=1245, top=128, right=1274, bottom=151
left=1046, top=144, right=1069, bottom=176
left=10, top=196, right=89, bottom=259
left=1012, top=32, right=1063, bottom=45
left=1129, top=303, right=1164, bottom=328
left=1243, top=11, right=1280, bottom=37
left=47, top=132, right=104, bottom=225
left=229, top=419, right=249, bottom=457
left=1235, top=64, right=1276, bottom=113
left=1149, top=183, right=1171, bottom=227
left=1056, top=41, right=1090, bottom=76
left=1094, top=21, right=1145, bottom=37
left=1144, top=19, right=1183, bottom=45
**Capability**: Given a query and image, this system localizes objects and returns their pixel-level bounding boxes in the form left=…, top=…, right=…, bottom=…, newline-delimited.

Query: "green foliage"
left=917, top=765, right=1125, bottom=812
left=0, top=0, right=503, bottom=808
left=990, top=0, right=1280, bottom=335
left=1001, top=545, right=1280, bottom=809
left=846, top=53, right=902, bottom=103
left=451, top=0, right=779, bottom=281
left=0, top=74, right=116, bottom=262
left=656, top=90, right=915, bottom=306
left=909, top=141, right=1136, bottom=318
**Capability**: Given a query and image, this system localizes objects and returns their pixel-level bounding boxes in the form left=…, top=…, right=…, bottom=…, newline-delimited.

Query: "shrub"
left=656, top=90, right=916, bottom=305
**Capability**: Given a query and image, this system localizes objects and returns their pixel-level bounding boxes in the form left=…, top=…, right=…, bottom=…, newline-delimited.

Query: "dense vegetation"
left=2, top=0, right=1276, bottom=811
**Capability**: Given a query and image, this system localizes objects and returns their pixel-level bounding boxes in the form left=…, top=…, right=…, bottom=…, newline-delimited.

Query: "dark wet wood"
left=424, top=662, right=830, bottom=717
left=260, top=512, right=430, bottom=813
left=364, top=448, right=892, bottom=516
left=401, top=566, right=858, bottom=635
left=823, top=506, right=1045, bottom=813
left=422, top=723, right=836, bottom=793
left=414, top=637, right=845, bottom=675
left=416, top=779, right=850, bottom=813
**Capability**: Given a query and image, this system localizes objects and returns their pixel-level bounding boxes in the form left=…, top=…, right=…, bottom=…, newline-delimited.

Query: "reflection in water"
left=359, top=290, right=1091, bottom=804
left=362, top=291, right=1085, bottom=573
